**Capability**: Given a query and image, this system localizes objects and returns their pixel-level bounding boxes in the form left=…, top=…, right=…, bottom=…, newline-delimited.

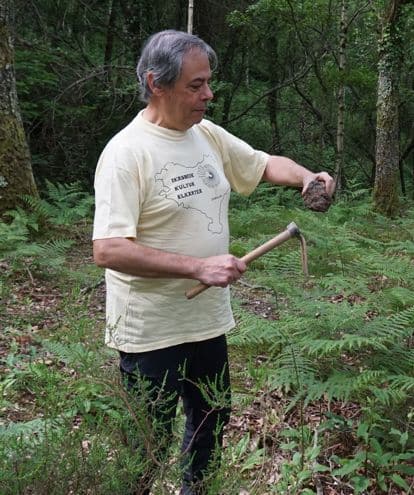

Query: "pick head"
left=287, top=222, right=300, bottom=237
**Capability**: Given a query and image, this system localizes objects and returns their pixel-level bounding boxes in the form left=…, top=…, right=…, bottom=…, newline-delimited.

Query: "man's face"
left=161, top=49, right=214, bottom=131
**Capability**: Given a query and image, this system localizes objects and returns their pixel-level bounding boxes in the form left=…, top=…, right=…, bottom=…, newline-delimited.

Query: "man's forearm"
left=94, top=237, right=200, bottom=278
left=262, top=156, right=314, bottom=187
left=93, top=237, right=246, bottom=287
left=262, top=156, right=335, bottom=196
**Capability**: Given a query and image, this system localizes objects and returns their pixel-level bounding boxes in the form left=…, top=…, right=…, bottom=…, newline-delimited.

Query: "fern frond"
left=389, top=374, right=414, bottom=394
left=21, top=194, right=55, bottom=222
left=0, top=222, right=29, bottom=257
left=365, top=347, right=414, bottom=375
left=386, top=239, right=414, bottom=255
left=350, top=252, right=414, bottom=285
left=379, top=288, right=414, bottom=311
left=304, top=335, right=387, bottom=357
left=305, top=374, right=354, bottom=402
left=268, top=345, right=317, bottom=391
left=22, top=181, right=94, bottom=227
left=0, top=417, right=65, bottom=447
left=42, top=341, right=96, bottom=369
left=41, top=239, right=74, bottom=270
left=260, top=249, right=303, bottom=276
left=229, top=305, right=279, bottom=347
left=371, top=386, right=407, bottom=407
left=364, top=307, right=414, bottom=344
left=304, top=371, right=377, bottom=402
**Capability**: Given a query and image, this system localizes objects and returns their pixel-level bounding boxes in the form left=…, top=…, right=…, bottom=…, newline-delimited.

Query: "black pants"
left=119, top=334, right=231, bottom=494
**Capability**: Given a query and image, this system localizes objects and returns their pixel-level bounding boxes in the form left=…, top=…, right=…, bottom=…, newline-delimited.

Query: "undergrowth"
left=1, top=184, right=414, bottom=493
left=228, top=190, right=414, bottom=493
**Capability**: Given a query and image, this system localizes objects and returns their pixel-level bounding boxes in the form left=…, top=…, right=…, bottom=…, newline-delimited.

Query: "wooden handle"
left=185, top=222, right=300, bottom=300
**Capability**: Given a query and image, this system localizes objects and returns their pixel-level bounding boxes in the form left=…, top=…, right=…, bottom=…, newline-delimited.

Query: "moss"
left=0, top=25, right=13, bottom=67
left=0, top=114, right=37, bottom=213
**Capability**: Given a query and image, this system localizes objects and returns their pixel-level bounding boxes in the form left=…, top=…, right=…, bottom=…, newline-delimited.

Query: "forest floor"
left=0, top=229, right=410, bottom=494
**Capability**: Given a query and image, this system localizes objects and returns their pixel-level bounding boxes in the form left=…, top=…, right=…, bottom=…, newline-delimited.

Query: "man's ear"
left=146, top=72, right=165, bottom=96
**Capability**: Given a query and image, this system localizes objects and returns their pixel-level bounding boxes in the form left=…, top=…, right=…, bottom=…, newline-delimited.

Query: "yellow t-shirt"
left=93, top=111, right=269, bottom=352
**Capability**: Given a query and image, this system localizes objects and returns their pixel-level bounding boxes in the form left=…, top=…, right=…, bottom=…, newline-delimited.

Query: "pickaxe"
left=185, top=222, right=308, bottom=299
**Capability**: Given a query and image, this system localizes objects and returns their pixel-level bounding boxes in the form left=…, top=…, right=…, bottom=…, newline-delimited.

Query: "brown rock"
left=303, top=180, right=332, bottom=212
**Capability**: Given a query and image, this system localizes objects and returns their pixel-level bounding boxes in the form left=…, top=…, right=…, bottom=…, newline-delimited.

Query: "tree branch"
left=53, top=65, right=134, bottom=102
left=346, top=0, right=374, bottom=30
left=222, top=63, right=312, bottom=126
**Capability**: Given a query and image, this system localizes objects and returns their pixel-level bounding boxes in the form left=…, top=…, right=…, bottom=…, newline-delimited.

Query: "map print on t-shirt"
left=154, top=155, right=230, bottom=234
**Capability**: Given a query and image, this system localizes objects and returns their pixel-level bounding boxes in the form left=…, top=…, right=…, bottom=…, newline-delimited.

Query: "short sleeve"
left=200, top=120, right=269, bottom=196
left=92, top=142, right=142, bottom=240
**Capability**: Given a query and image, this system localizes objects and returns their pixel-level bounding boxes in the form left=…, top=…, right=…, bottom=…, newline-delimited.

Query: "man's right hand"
left=194, top=255, right=246, bottom=287
left=94, top=238, right=246, bottom=286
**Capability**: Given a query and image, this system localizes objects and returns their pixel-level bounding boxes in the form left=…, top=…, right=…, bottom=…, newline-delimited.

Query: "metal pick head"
left=286, top=222, right=300, bottom=237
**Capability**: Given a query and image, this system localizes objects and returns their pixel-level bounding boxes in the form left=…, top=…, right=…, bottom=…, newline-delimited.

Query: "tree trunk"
left=267, top=90, right=281, bottom=155
left=412, top=153, right=414, bottom=198
left=103, top=0, right=117, bottom=82
left=399, top=159, right=406, bottom=196
left=266, top=28, right=281, bottom=155
left=0, top=0, right=37, bottom=216
left=335, top=0, right=347, bottom=193
left=373, top=0, right=405, bottom=217
left=187, top=0, right=193, bottom=34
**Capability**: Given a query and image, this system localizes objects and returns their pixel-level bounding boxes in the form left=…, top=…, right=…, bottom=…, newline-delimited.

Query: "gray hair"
left=136, top=30, right=217, bottom=103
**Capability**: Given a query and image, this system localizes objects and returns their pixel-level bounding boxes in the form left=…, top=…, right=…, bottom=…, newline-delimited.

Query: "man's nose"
left=202, top=84, right=213, bottom=101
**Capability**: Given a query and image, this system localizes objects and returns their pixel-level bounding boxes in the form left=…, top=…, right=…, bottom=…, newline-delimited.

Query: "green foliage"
left=23, top=180, right=94, bottom=227
left=274, top=426, right=328, bottom=494
left=10, top=0, right=414, bottom=201
left=0, top=412, right=150, bottom=495
left=329, top=417, right=414, bottom=494
left=228, top=196, right=414, bottom=492
left=0, top=181, right=93, bottom=278
left=0, top=207, right=73, bottom=276
left=2, top=193, right=414, bottom=492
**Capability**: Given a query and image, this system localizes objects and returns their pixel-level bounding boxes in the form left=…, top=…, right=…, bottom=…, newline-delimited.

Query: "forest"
left=1, top=0, right=414, bottom=494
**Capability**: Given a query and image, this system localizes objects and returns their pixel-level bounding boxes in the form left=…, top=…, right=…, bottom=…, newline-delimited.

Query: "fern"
left=363, top=306, right=414, bottom=344
left=304, top=335, right=387, bottom=356
left=4, top=206, right=39, bottom=233
left=0, top=182, right=86, bottom=276
left=42, top=340, right=97, bottom=369
left=0, top=209, right=32, bottom=257
left=259, top=249, right=303, bottom=276
left=388, top=375, right=414, bottom=394
left=371, top=386, right=407, bottom=407
left=386, top=239, right=414, bottom=255
left=229, top=303, right=279, bottom=347
left=0, top=235, right=73, bottom=274
left=22, top=180, right=94, bottom=227
left=232, top=263, right=414, bottom=414
left=0, top=417, right=65, bottom=448
left=365, top=347, right=414, bottom=375
left=381, top=287, right=414, bottom=310
left=347, top=252, right=414, bottom=288
left=268, top=344, right=317, bottom=391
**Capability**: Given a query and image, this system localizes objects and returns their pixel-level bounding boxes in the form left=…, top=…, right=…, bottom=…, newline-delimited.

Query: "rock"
left=303, top=180, right=332, bottom=212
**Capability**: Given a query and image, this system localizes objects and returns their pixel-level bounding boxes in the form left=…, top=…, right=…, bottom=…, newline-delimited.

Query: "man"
left=93, top=30, right=335, bottom=494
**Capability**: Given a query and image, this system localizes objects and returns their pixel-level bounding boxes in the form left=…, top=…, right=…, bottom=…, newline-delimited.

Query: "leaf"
left=356, top=421, right=369, bottom=442
left=297, top=469, right=312, bottom=482
left=292, top=452, right=302, bottom=466
left=390, top=473, right=410, bottom=491
left=233, top=433, right=250, bottom=459
left=395, top=463, right=414, bottom=475
left=313, top=463, right=330, bottom=472
left=350, top=475, right=370, bottom=493
left=240, top=448, right=265, bottom=472
left=83, top=399, right=91, bottom=413
left=399, top=431, right=409, bottom=448
left=332, top=458, right=363, bottom=476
